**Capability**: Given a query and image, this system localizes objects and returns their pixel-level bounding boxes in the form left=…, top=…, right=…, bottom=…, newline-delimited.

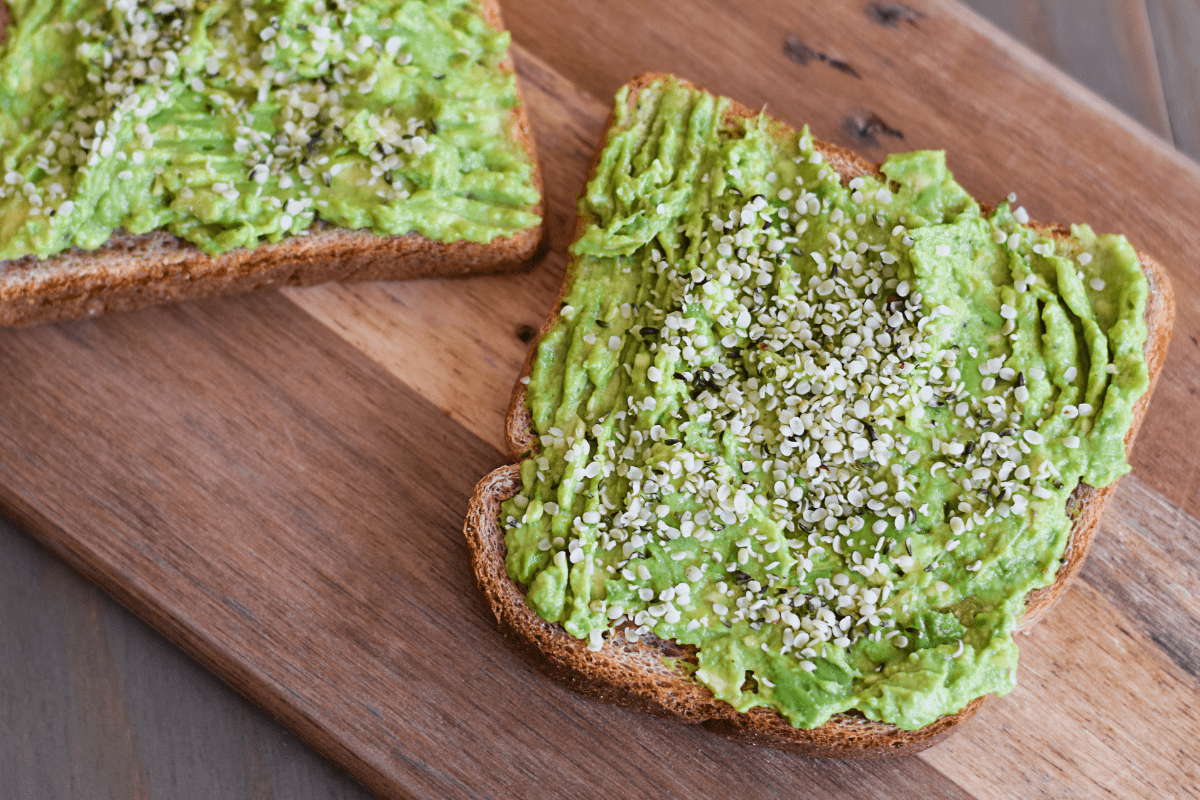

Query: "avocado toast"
left=0, top=0, right=543, bottom=324
left=464, top=74, right=1174, bottom=756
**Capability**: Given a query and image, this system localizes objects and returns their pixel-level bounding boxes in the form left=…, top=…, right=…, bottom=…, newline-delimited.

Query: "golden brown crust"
left=0, top=0, right=545, bottom=326
left=469, top=73, right=1176, bottom=756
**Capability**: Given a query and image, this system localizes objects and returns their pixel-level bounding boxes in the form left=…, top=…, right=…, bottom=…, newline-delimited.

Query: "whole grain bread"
left=0, top=0, right=544, bottom=326
left=464, top=74, right=1175, bottom=757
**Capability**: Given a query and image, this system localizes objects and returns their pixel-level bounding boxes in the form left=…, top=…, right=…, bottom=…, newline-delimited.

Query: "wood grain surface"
left=3, top=1, right=1200, bottom=798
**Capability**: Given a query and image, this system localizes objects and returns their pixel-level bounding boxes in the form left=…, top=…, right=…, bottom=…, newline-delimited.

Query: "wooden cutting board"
left=3, top=1, right=1199, bottom=797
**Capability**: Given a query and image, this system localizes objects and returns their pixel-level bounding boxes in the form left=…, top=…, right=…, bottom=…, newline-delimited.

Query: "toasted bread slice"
left=464, top=73, right=1175, bottom=757
left=0, top=0, right=544, bottom=326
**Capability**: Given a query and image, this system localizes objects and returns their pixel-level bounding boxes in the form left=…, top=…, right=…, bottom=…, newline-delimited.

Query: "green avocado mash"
left=501, top=78, right=1149, bottom=731
left=0, top=0, right=539, bottom=258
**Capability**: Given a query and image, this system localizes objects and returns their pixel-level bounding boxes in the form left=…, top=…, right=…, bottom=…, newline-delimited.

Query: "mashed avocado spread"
left=500, top=78, right=1150, bottom=731
left=0, top=0, right=539, bottom=258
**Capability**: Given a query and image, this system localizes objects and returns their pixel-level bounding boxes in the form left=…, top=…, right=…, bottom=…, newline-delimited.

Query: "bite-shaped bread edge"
left=0, top=0, right=545, bottom=326
left=466, top=73, right=1176, bottom=757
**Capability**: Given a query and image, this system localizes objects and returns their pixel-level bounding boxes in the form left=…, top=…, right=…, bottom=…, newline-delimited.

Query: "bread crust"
left=0, top=0, right=545, bottom=326
left=467, top=73, right=1176, bottom=756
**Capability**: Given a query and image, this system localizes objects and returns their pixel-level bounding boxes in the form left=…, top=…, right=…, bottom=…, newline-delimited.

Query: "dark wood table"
left=3, top=1, right=1198, bottom=797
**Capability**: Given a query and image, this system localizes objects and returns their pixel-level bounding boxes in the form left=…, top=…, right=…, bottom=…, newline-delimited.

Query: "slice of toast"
left=0, top=0, right=543, bottom=326
left=464, top=74, right=1175, bottom=757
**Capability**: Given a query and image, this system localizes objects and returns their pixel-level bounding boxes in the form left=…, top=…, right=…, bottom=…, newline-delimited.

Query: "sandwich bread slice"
left=465, top=74, right=1174, bottom=757
left=0, top=0, right=543, bottom=325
